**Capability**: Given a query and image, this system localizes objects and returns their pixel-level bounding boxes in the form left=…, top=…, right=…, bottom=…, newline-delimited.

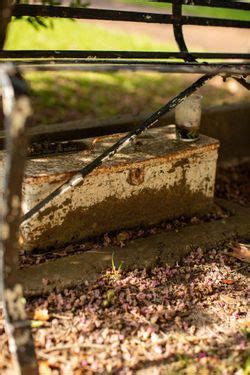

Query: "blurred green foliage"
left=13, top=0, right=89, bottom=29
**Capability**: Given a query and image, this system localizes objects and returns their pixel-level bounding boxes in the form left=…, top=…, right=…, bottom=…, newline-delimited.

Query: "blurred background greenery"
left=4, top=1, right=250, bottom=126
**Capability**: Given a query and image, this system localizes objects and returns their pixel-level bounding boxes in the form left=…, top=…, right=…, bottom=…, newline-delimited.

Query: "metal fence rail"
left=1, top=51, right=249, bottom=60
left=1, top=62, right=249, bottom=75
left=150, top=0, right=250, bottom=10
left=12, top=4, right=250, bottom=28
left=7, top=1, right=250, bottom=74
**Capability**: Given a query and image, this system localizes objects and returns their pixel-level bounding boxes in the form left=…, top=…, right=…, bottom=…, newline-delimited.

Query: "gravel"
left=215, top=162, right=250, bottom=207
left=1, top=246, right=249, bottom=374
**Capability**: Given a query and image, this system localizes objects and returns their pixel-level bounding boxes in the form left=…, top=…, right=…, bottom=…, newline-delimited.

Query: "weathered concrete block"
left=0, top=128, right=219, bottom=251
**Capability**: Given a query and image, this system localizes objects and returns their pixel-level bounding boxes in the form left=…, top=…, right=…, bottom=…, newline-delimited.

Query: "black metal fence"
left=1, top=1, right=250, bottom=74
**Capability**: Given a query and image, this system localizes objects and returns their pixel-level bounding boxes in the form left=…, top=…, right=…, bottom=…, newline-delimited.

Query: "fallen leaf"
left=18, top=234, right=24, bottom=247
left=238, top=320, right=250, bottom=328
left=174, top=316, right=182, bottom=328
left=220, top=295, right=237, bottom=304
left=230, top=243, right=250, bottom=263
left=31, top=309, right=50, bottom=322
left=221, top=279, right=234, bottom=285
left=39, top=360, right=52, bottom=375
left=31, top=320, right=46, bottom=328
left=116, top=232, right=130, bottom=243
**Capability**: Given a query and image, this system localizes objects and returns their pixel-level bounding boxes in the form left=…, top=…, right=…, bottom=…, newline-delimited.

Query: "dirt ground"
left=0, top=165, right=249, bottom=374
left=0, top=246, right=249, bottom=374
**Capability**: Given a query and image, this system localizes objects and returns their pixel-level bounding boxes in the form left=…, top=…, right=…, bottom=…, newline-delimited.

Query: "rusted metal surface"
left=0, top=65, right=38, bottom=374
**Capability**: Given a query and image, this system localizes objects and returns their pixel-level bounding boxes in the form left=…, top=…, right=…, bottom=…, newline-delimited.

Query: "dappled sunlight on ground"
left=25, top=71, right=249, bottom=127
left=0, top=246, right=249, bottom=374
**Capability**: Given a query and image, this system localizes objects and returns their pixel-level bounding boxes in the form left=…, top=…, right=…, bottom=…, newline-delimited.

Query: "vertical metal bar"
left=172, top=0, right=197, bottom=63
left=0, top=65, right=38, bottom=375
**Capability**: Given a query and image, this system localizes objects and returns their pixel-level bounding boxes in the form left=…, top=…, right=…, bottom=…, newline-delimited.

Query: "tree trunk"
left=0, top=1, right=12, bottom=130
left=0, top=67, right=38, bottom=375
left=0, top=0, right=13, bottom=50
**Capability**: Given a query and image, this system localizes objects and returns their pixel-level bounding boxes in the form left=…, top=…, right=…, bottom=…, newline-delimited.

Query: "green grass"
left=4, top=18, right=249, bottom=126
left=4, top=18, right=171, bottom=51
left=25, top=70, right=249, bottom=126
left=120, top=0, right=250, bottom=20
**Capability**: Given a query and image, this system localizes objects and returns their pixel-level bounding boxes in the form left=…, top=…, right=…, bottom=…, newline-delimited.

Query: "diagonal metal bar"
left=233, top=76, right=250, bottom=90
left=0, top=65, right=38, bottom=375
left=21, top=72, right=216, bottom=224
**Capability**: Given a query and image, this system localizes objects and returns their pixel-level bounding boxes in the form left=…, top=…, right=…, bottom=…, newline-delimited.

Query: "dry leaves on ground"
left=230, top=243, right=250, bottom=264
left=1, top=246, right=249, bottom=374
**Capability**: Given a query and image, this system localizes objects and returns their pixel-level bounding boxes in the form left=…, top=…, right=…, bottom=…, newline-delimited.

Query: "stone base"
left=15, top=200, right=250, bottom=297
left=0, top=128, right=219, bottom=251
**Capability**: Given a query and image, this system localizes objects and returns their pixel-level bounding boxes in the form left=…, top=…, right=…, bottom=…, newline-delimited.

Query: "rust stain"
left=17, top=131, right=219, bottom=251
left=23, top=132, right=219, bottom=184
left=128, top=167, right=145, bottom=186
left=21, top=182, right=212, bottom=251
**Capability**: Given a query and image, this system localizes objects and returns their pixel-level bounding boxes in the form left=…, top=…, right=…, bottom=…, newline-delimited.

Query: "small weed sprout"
left=102, top=253, right=123, bottom=307
left=111, top=252, right=124, bottom=278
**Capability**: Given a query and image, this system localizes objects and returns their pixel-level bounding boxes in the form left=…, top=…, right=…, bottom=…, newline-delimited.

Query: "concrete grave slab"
left=0, top=128, right=219, bottom=251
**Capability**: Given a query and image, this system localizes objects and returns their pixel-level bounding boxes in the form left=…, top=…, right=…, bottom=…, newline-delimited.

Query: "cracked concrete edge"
left=18, top=200, right=250, bottom=297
